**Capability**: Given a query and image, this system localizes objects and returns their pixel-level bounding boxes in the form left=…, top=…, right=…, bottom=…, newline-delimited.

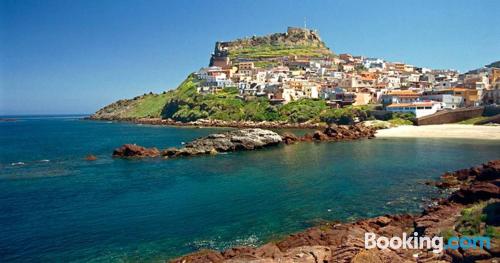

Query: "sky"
left=1, top=0, right=499, bottom=115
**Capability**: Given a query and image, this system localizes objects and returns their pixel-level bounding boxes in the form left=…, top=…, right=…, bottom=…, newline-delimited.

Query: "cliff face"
left=210, top=27, right=333, bottom=66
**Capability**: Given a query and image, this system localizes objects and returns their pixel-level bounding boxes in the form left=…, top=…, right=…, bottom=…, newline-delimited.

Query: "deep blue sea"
left=1, top=116, right=499, bottom=262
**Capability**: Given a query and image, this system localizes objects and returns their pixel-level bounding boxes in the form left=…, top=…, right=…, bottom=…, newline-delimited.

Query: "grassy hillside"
left=90, top=93, right=170, bottom=119
left=228, top=44, right=331, bottom=60
left=92, top=74, right=371, bottom=124
left=91, top=76, right=198, bottom=120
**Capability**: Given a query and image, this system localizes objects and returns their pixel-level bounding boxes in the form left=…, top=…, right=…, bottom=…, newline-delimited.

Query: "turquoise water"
left=1, top=116, right=499, bottom=262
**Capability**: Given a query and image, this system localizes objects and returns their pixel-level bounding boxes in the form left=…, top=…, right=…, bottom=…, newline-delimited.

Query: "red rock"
left=301, top=133, right=314, bottom=142
left=462, top=247, right=492, bottom=261
left=112, top=144, right=160, bottom=158
left=222, top=246, right=257, bottom=259
left=170, top=249, right=224, bottom=263
left=85, top=154, right=97, bottom=161
left=254, top=243, right=283, bottom=258
left=281, top=132, right=299, bottom=144
left=451, top=182, right=500, bottom=204
left=352, top=249, right=383, bottom=263
left=312, top=130, right=329, bottom=141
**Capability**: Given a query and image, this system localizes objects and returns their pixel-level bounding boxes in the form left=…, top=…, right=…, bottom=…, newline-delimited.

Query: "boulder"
left=312, top=130, right=329, bottom=141
left=112, top=144, right=160, bottom=158
left=281, top=132, right=299, bottom=144
left=451, top=182, right=500, bottom=204
left=462, top=247, right=492, bottom=261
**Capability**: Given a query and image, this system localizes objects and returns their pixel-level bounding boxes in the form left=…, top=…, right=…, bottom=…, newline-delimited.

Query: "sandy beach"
left=376, top=124, right=500, bottom=140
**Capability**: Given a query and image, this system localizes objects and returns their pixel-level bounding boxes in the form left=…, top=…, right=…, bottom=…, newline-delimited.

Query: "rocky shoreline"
left=112, top=125, right=376, bottom=159
left=171, top=160, right=500, bottom=263
left=86, top=116, right=328, bottom=129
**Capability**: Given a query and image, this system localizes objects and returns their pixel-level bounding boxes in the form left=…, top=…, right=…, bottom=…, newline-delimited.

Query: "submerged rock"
left=85, top=154, right=97, bottom=161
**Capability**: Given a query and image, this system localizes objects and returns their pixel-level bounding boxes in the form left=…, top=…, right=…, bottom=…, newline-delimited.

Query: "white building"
left=386, top=101, right=442, bottom=118
left=363, top=58, right=385, bottom=70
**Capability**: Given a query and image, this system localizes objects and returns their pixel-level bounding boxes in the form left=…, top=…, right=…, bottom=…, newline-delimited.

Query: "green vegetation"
left=457, top=116, right=489, bottom=125
left=228, top=44, right=331, bottom=60
left=253, top=61, right=279, bottom=68
left=126, top=93, right=171, bottom=118
left=457, top=202, right=488, bottom=236
left=388, top=118, right=413, bottom=126
left=454, top=201, right=499, bottom=239
left=94, top=74, right=379, bottom=125
left=439, top=228, right=457, bottom=243
left=279, top=99, right=327, bottom=123
left=486, top=60, right=500, bottom=68
left=158, top=77, right=374, bottom=124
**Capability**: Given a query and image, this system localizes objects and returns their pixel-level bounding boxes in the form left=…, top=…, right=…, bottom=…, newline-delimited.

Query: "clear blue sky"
left=1, top=0, right=499, bottom=115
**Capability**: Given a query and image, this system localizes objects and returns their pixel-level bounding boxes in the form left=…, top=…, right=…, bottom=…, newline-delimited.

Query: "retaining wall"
left=416, top=107, right=484, bottom=125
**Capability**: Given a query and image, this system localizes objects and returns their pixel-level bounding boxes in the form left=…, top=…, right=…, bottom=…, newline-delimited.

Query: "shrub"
left=279, top=99, right=327, bottom=123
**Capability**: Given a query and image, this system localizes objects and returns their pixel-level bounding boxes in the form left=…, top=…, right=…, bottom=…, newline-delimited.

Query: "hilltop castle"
left=209, top=27, right=327, bottom=67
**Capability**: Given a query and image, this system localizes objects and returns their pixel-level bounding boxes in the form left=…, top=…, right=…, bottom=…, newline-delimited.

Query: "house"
left=483, top=89, right=500, bottom=105
left=326, top=70, right=345, bottom=79
left=339, top=75, right=374, bottom=91
left=393, top=62, right=406, bottom=72
left=339, top=53, right=354, bottom=63
left=379, top=75, right=401, bottom=89
left=386, top=101, right=442, bottom=118
left=341, top=63, right=355, bottom=72
left=206, top=73, right=232, bottom=88
left=489, top=68, right=500, bottom=89
left=302, top=82, right=320, bottom=99
left=404, top=64, right=415, bottom=72
left=448, top=88, right=480, bottom=107
left=363, top=58, right=385, bottom=70
left=238, top=62, right=255, bottom=76
left=380, top=90, right=421, bottom=105
left=320, top=87, right=356, bottom=108
left=421, top=94, right=463, bottom=109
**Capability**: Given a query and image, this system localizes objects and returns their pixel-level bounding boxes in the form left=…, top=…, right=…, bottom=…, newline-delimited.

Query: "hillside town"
left=195, top=27, right=500, bottom=118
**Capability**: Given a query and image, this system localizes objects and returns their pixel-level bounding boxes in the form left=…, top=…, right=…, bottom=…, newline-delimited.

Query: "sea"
left=1, top=115, right=499, bottom=262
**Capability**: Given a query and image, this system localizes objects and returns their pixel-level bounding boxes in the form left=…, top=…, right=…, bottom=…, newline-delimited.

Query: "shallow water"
left=1, top=116, right=499, bottom=262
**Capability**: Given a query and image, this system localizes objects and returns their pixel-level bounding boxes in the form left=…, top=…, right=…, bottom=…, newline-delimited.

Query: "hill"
left=90, top=27, right=348, bottom=123
left=486, top=60, right=500, bottom=68
left=210, top=27, right=333, bottom=67
left=90, top=72, right=370, bottom=125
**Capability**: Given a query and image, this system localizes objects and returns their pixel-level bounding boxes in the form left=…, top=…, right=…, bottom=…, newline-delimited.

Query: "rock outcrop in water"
left=282, top=124, right=377, bottom=144
left=113, top=129, right=282, bottom=158
left=113, top=125, right=377, bottom=159
left=171, top=160, right=500, bottom=263
left=113, top=144, right=161, bottom=158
